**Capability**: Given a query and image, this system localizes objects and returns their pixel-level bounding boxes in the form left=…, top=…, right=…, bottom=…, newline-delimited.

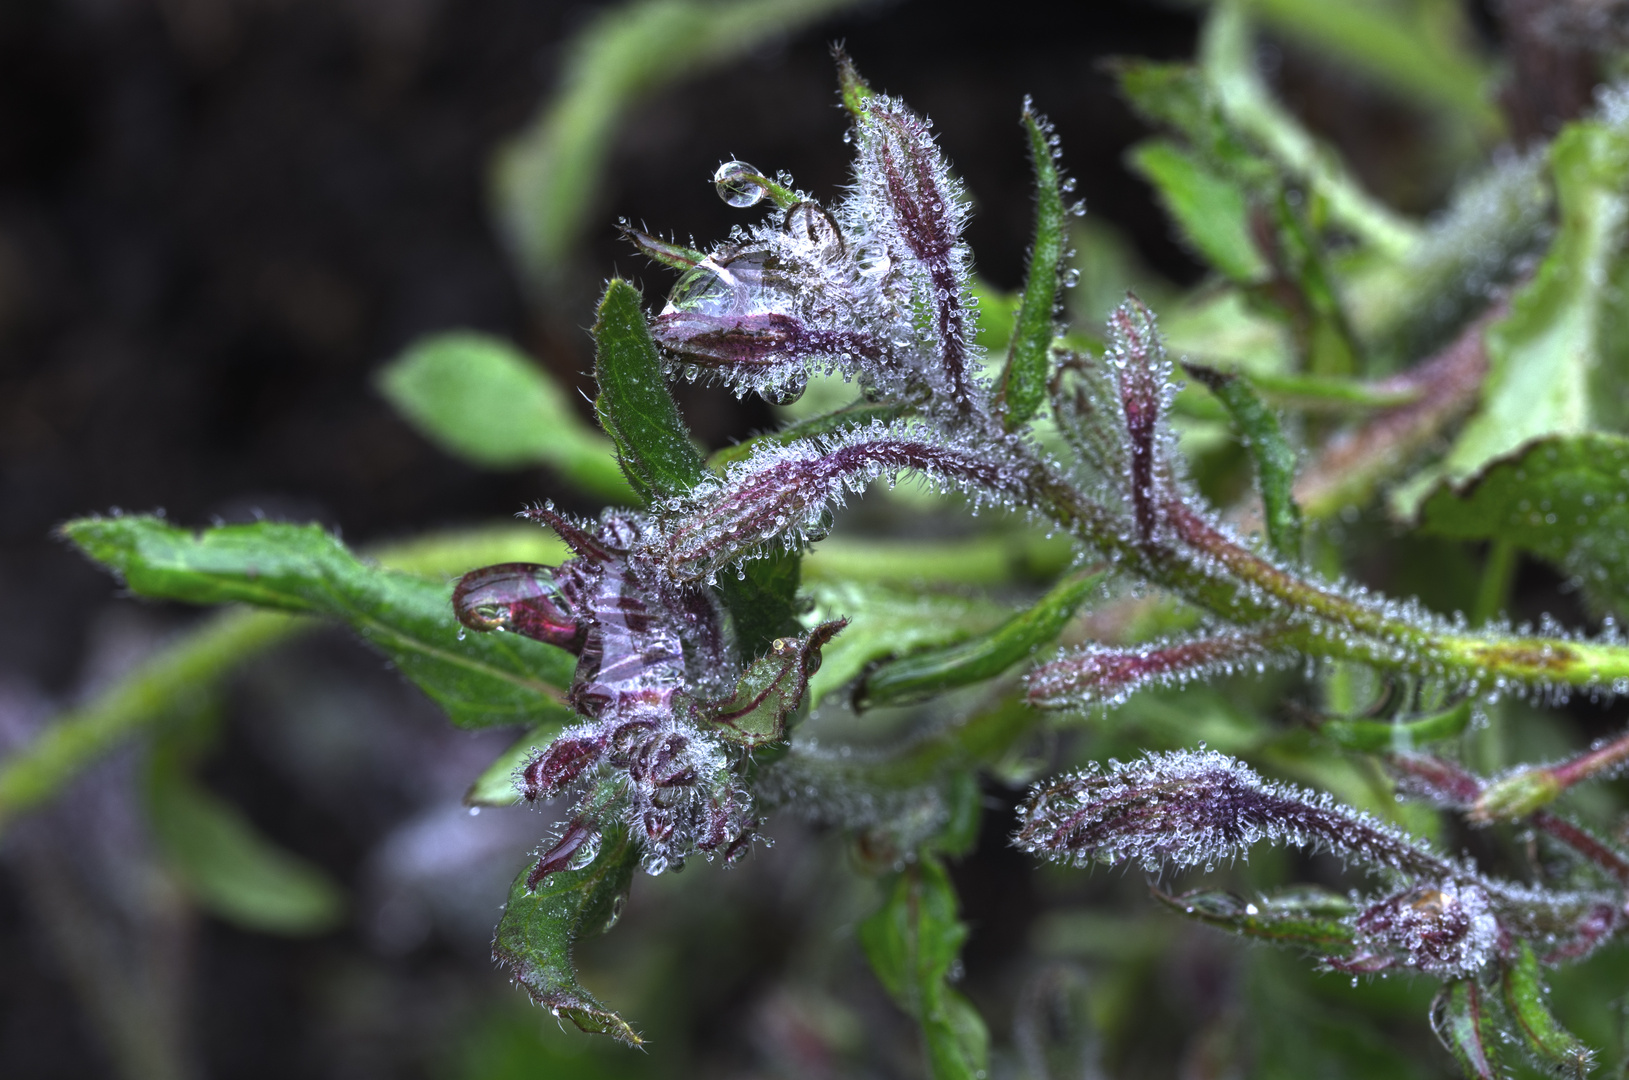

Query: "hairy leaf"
left=1184, top=363, right=1301, bottom=559
left=61, top=516, right=575, bottom=729
left=1501, top=940, right=1597, bottom=1076
left=859, top=854, right=989, bottom=1080
left=1420, top=433, right=1629, bottom=614
left=701, top=620, right=845, bottom=749
left=1431, top=978, right=1506, bottom=1080
left=998, top=103, right=1070, bottom=430
left=1154, top=886, right=1355, bottom=955
left=803, top=581, right=1010, bottom=708
left=146, top=758, right=345, bottom=936
left=855, top=569, right=1105, bottom=710
left=1441, top=119, right=1629, bottom=484
left=1129, top=139, right=1266, bottom=283
left=378, top=331, right=631, bottom=501
left=491, top=823, right=641, bottom=1045
left=593, top=278, right=709, bottom=502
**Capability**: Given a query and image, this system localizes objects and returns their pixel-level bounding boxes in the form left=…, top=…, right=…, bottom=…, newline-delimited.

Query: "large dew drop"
left=713, top=160, right=769, bottom=208
left=452, top=562, right=584, bottom=650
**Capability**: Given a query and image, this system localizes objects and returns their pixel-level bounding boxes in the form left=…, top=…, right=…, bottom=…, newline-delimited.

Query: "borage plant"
left=38, top=8, right=1629, bottom=1078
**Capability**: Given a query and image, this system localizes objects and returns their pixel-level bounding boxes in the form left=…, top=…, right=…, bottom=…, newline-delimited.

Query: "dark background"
left=0, top=1, right=1510, bottom=1077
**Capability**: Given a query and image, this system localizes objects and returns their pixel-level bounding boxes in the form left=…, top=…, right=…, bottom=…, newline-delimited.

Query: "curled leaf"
left=491, top=823, right=641, bottom=1045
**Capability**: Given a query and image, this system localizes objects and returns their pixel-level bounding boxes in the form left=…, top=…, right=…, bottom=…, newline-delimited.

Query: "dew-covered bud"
left=1015, top=750, right=1451, bottom=879
left=662, top=422, right=1027, bottom=580
left=1106, top=298, right=1175, bottom=545
left=1350, top=882, right=1498, bottom=978
left=453, top=563, right=585, bottom=650
left=519, top=732, right=608, bottom=802
left=1026, top=629, right=1286, bottom=710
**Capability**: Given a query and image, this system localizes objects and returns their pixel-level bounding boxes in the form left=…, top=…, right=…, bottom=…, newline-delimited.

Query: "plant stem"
left=1023, top=456, right=1629, bottom=692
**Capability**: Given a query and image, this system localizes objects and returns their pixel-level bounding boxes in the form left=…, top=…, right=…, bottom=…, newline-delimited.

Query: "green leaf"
left=1129, top=139, right=1267, bottom=284
left=859, top=854, right=989, bottom=1080
left=1420, top=433, right=1629, bottom=615
left=1440, top=119, right=1629, bottom=485
left=491, top=823, right=641, bottom=1045
left=1238, top=0, right=1499, bottom=134
left=466, top=725, right=560, bottom=807
left=1501, top=940, right=1597, bottom=1076
left=803, top=582, right=1012, bottom=708
left=1314, top=697, right=1473, bottom=752
left=1153, top=886, right=1355, bottom=955
left=377, top=331, right=632, bottom=502
left=715, top=546, right=805, bottom=663
left=491, top=0, right=869, bottom=298
left=855, top=569, right=1106, bottom=711
left=1183, top=363, right=1302, bottom=560
left=1431, top=978, right=1506, bottom=1080
left=146, top=757, right=344, bottom=936
left=61, top=516, right=576, bottom=730
left=1201, top=0, right=1421, bottom=258
left=699, top=620, right=845, bottom=749
left=593, top=278, right=708, bottom=503
left=997, top=104, right=1069, bottom=430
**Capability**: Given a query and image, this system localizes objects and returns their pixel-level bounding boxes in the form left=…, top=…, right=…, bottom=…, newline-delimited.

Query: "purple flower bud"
left=453, top=563, right=586, bottom=650
left=519, top=733, right=608, bottom=802
left=1348, top=882, right=1498, bottom=978
left=663, top=423, right=1027, bottom=580
left=1026, top=629, right=1284, bottom=710
left=1015, top=750, right=1451, bottom=879
left=1107, top=299, right=1172, bottom=545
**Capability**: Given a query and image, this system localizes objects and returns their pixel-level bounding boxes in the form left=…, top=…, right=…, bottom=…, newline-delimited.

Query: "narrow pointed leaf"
left=700, top=619, right=845, bottom=749
left=1420, top=433, right=1629, bottom=615
left=146, top=759, right=345, bottom=936
left=855, top=569, right=1105, bottom=710
left=859, top=853, right=989, bottom=1080
left=998, top=103, right=1069, bottom=430
left=61, top=516, right=575, bottom=729
left=1501, top=940, right=1596, bottom=1076
left=1315, top=698, right=1473, bottom=753
left=1184, top=363, right=1302, bottom=560
left=491, top=823, right=641, bottom=1045
left=1128, top=139, right=1267, bottom=283
left=377, top=331, right=632, bottom=501
left=1431, top=978, right=1505, bottom=1080
left=804, top=581, right=1012, bottom=708
left=1153, top=886, right=1355, bottom=954
left=593, top=278, right=708, bottom=502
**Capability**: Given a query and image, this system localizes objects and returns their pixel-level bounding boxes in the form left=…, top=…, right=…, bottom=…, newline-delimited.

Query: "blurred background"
left=0, top=0, right=1603, bottom=1077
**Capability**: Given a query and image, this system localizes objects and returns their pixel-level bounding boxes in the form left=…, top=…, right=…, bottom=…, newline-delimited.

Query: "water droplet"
left=714, top=160, right=769, bottom=208
left=564, top=830, right=602, bottom=872
left=468, top=806, right=481, bottom=816
left=601, top=893, right=627, bottom=933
